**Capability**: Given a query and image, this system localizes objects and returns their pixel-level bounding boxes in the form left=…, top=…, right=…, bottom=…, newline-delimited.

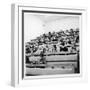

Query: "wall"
left=0, top=0, right=89, bottom=89
left=24, top=14, right=79, bottom=42
left=24, top=13, right=45, bottom=42
left=45, top=16, right=79, bottom=32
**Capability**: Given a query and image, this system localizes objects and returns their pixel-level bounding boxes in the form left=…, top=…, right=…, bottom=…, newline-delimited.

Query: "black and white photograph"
left=23, top=10, right=81, bottom=77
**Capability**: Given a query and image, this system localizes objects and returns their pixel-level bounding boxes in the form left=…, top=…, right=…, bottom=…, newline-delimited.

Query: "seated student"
left=26, top=46, right=31, bottom=54
left=67, top=46, right=72, bottom=53
left=48, top=44, right=53, bottom=53
left=45, top=44, right=49, bottom=53
left=60, top=46, right=68, bottom=52
left=76, top=35, right=79, bottom=43
left=53, top=44, right=57, bottom=52
left=56, top=42, right=60, bottom=53
left=40, top=49, right=46, bottom=64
